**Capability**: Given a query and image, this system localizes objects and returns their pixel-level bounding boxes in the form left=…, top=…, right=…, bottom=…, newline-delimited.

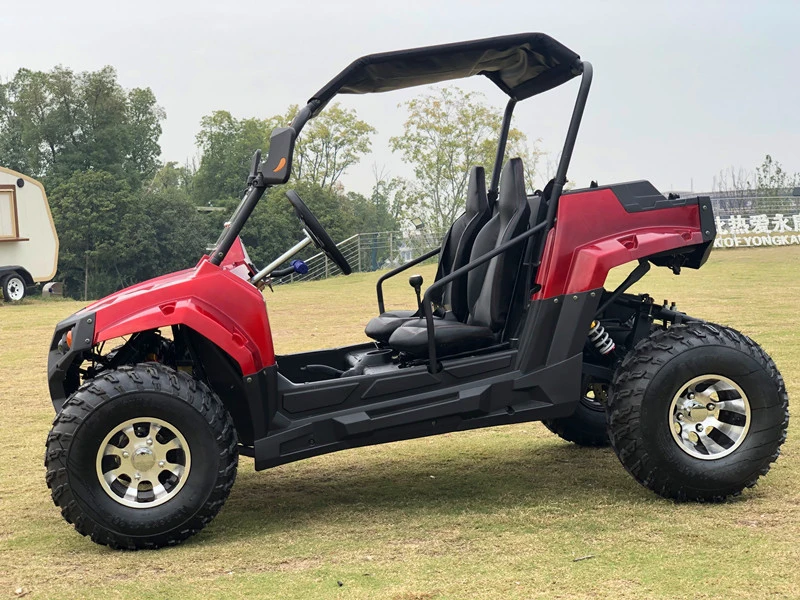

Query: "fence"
left=275, top=193, right=800, bottom=283
left=709, top=195, right=800, bottom=249
left=710, top=195, right=800, bottom=219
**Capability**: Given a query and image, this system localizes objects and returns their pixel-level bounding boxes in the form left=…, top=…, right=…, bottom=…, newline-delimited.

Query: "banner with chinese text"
left=713, top=213, right=800, bottom=249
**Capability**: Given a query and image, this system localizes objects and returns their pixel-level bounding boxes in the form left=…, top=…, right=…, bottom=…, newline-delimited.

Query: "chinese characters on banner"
left=713, top=214, right=800, bottom=248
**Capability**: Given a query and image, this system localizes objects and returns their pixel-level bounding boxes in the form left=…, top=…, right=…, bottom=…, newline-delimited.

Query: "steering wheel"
left=285, top=190, right=352, bottom=275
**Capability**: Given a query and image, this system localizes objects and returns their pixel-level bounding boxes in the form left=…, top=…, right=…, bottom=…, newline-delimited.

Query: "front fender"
left=48, top=259, right=275, bottom=408
left=94, top=296, right=268, bottom=375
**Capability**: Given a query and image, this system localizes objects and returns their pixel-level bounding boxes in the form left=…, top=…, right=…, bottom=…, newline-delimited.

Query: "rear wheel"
left=607, top=322, right=788, bottom=501
left=2, top=273, right=26, bottom=301
left=45, top=363, right=238, bottom=549
left=543, top=378, right=610, bottom=447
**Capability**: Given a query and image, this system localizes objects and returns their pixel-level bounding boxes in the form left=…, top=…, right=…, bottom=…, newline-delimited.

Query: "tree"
left=193, top=111, right=276, bottom=206
left=48, top=170, right=137, bottom=299
left=126, top=87, right=166, bottom=180
left=390, top=87, right=535, bottom=231
left=193, top=104, right=381, bottom=270
left=0, top=66, right=165, bottom=188
left=135, top=163, right=212, bottom=278
left=292, top=103, right=376, bottom=190
left=508, top=138, right=545, bottom=195
left=755, top=155, right=799, bottom=196
left=713, top=155, right=799, bottom=213
left=712, top=166, right=754, bottom=213
left=370, top=165, right=409, bottom=225
left=194, top=103, right=376, bottom=207
left=533, top=151, right=576, bottom=194
left=49, top=166, right=211, bottom=300
left=0, top=69, right=59, bottom=176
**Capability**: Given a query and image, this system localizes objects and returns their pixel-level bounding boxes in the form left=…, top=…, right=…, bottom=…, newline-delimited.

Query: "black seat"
left=495, top=179, right=553, bottom=339
left=389, top=158, right=531, bottom=358
left=364, top=166, right=491, bottom=343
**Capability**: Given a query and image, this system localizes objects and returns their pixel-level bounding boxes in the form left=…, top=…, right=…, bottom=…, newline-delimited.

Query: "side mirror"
left=260, top=127, right=296, bottom=184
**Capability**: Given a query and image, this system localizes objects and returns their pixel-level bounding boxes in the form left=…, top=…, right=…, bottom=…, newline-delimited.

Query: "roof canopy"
left=311, top=33, right=581, bottom=108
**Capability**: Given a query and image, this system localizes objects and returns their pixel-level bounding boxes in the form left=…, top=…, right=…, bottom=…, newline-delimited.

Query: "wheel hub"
left=681, top=400, right=714, bottom=423
left=95, top=417, right=191, bottom=508
left=669, top=375, right=751, bottom=460
left=131, top=447, right=156, bottom=471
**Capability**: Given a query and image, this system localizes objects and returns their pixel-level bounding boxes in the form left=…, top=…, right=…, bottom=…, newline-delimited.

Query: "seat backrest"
left=467, top=158, right=530, bottom=332
left=498, top=182, right=553, bottom=340
left=529, top=178, right=553, bottom=226
left=430, top=166, right=491, bottom=320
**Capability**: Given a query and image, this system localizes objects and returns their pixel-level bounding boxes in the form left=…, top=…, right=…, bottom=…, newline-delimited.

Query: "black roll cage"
left=209, top=38, right=593, bottom=367
left=421, top=220, right=549, bottom=372
left=376, top=246, right=441, bottom=314
left=372, top=64, right=593, bottom=372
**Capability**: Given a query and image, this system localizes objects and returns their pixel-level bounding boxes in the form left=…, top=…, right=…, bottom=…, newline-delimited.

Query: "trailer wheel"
left=543, top=378, right=610, bottom=447
left=2, top=273, right=26, bottom=301
left=45, top=363, right=238, bottom=549
left=607, top=322, right=788, bottom=502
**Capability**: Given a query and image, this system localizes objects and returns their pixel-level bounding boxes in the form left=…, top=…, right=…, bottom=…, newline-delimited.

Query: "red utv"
left=45, top=33, right=789, bottom=549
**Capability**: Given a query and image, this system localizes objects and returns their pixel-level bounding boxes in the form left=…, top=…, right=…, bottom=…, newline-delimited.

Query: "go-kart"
left=45, top=33, right=789, bottom=549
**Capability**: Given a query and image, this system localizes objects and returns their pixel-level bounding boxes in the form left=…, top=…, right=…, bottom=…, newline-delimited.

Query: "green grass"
left=0, top=247, right=798, bottom=599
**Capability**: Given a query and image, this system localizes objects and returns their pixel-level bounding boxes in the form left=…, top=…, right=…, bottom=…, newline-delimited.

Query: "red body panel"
left=535, top=188, right=705, bottom=299
left=78, top=239, right=275, bottom=375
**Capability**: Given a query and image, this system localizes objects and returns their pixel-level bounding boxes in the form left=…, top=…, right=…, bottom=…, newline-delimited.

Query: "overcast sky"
left=3, top=0, right=798, bottom=195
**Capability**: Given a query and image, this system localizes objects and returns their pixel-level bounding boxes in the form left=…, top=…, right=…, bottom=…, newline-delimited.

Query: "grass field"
left=0, top=246, right=798, bottom=599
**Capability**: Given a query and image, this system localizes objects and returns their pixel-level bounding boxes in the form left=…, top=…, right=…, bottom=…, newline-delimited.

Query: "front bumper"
left=47, top=311, right=96, bottom=412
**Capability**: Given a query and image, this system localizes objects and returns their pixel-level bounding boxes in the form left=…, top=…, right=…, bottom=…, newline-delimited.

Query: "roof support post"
left=290, top=99, right=321, bottom=135
left=488, top=98, right=517, bottom=202
left=535, top=61, right=593, bottom=262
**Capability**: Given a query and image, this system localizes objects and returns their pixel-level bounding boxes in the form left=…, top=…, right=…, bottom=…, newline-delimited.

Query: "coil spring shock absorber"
left=588, top=321, right=615, bottom=355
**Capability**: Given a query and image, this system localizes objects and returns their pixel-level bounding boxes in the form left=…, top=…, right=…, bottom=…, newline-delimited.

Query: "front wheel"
left=45, top=363, right=238, bottom=549
left=607, top=322, right=788, bottom=502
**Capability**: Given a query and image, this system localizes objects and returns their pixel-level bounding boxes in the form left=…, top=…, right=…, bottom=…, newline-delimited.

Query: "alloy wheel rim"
left=668, top=374, right=751, bottom=460
left=5, top=277, right=24, bottom=301
left=95, top=417, right=192, bottom=508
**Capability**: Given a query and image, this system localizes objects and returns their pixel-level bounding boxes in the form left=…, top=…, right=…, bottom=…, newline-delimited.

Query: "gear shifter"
left=408, top=274, right=423, bottom=312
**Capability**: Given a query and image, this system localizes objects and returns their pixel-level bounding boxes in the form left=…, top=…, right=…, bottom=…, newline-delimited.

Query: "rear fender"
left=536, top=185, right=715, bottom=299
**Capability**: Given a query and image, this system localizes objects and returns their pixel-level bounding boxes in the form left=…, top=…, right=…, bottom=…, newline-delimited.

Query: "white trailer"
left=0, top=166, right=59, bottom=301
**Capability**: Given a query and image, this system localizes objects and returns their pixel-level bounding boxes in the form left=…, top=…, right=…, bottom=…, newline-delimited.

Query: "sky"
left=2, top=0, right=798, bottom=195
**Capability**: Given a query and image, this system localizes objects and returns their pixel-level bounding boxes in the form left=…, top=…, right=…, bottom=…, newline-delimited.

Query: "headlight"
left=58, top=328, right=74, bottom=353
